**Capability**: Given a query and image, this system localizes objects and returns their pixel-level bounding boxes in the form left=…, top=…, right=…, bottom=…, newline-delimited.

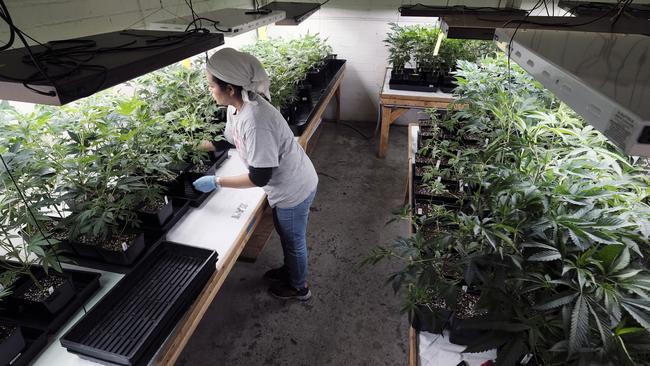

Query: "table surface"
left=31, top=150, right=266, bottom=366
left=381, top=68, right=455, bottom=100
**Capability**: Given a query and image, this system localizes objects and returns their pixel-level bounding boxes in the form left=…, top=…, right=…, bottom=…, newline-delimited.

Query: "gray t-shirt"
left=224, top=93, right=318, bottom=208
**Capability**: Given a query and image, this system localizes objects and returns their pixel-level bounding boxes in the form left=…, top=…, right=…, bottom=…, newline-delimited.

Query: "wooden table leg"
left=335, top=85, right=341, bottom=124
left=378, top=105, right=392, bottom=158
left=409, top=326, right=418, bottom=366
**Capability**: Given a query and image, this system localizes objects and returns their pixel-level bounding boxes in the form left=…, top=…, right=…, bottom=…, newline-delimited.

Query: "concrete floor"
left=178, top=122, right=410, bottom=366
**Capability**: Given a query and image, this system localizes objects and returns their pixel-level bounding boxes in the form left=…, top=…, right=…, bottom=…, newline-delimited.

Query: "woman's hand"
left=198, top=140, right=216, bottom=151
left=193, top=175, right=219, bottom=193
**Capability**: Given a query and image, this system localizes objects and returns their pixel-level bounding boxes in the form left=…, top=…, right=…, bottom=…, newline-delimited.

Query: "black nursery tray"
left=61, top=241, right=217, bottom=366
left=289, top=58, right=346, bottom=136
left=165, top=172, right=213, bottom=208
left=10, top=326, right=49, bottom=366
left=0, top=268, right=100, bottom=334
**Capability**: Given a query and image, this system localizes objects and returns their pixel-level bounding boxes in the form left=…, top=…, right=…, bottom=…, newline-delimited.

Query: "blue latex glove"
left=192, top=175, right=219, bottom=193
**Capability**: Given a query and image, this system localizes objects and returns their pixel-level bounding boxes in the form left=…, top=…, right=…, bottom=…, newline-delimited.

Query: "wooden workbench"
left=379, top=68, right=455, bottom=158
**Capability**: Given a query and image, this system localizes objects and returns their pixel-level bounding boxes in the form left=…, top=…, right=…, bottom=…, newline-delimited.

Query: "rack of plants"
left=2, top=325, right=48, bottom=366
left=164, top=171, right=212, bottom=208
left=0, top=267, right=100, bottom=334
left=139, top=198, right=191, bottom=234
left=60, top=241, right=217, bottom=366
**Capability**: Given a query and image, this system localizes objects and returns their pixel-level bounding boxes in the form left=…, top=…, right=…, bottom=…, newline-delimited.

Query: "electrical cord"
left=184, top=17, right=231, bottom=33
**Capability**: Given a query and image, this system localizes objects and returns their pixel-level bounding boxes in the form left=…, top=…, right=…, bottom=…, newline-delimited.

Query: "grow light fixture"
left=494, top=28, right=650, bottom=156
left=0, top=30, right=224, bottom=106
left=398, top=4, right=527, bottom=17
left=440, top=14, right=650, bottom=40
left=260, top=2, right=322, bottom=25
left=558, top=1, right=650, bottom=17
left=147, top=8, right=286, bottom=36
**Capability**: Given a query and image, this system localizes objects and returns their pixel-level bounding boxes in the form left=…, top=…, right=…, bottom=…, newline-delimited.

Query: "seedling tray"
left=9, top=326, right=49, bottom=366
left=0, top=267, right=100, bottom=334
left=61, top=241, right=217, bottom=366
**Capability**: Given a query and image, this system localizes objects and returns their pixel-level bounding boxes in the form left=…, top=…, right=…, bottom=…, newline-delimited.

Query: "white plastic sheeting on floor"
left=418, top=331, right=496, bottom=366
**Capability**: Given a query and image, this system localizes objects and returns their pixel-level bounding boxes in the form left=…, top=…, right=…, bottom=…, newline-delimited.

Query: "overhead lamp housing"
left=0, top=30, right=224, bottom=106
left=398, top=4, right=527, bottom=17
left=558, top=1, right=650, bottom=17
left=441, top=14, right=650, bottom=40
left=148, top=8, right=286, bottom=36
left=494, top=28, right=650, bottom=156
left=260, top=2, right=322, bottom=25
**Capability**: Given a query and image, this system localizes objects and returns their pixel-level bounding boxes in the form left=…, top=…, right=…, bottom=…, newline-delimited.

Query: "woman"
left=192, top=48, right=318, bottom=301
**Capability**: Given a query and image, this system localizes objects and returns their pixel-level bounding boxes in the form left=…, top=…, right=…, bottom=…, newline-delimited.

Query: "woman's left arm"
left=218, top=174, right=256, bottom=188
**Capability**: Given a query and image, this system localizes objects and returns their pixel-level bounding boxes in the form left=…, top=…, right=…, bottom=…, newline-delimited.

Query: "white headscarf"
left=206, top=47, right=271, bottom=104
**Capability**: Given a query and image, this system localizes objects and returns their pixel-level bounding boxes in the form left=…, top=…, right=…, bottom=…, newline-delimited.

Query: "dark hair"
left=211, top=74, right=243, bottom=95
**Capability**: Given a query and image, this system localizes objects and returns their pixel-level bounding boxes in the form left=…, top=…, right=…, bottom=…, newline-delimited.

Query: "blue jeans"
left=272, top=190, right=316, bottom=289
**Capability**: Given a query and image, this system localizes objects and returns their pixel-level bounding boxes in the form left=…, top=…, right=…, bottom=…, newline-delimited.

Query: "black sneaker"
left=268, top=282, right=312, bottom=301
left=263, top=266, right=290, bottom=283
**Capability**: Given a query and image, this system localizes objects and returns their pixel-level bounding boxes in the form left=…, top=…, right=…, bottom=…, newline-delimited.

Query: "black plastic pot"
left=7, top=326, right=48, bottom=366
left=0, top=267, right=100, bottom=334
left=139, top=198, right=190, bottom=234
left=0, top=325, right=26, bottom=365
left=281, top=101, right=299, bottom=125
left=136, top=199, right=174, bottom=228
left=448, top=315, right=486, bottom=346
left=10, top=272, right=75, bottom=314
left=61, top=241, right=218, bottom=366
left=438, top=73, right=456, bottom=94
left=69, top=239, right=103, bottom=260
left=97, top=232, right=146, bottom=265
left=208, top=149, right=229, bottom=169
left=411, top=305, right=452, bottom=334
left=69, top=232, right=147, bottom=266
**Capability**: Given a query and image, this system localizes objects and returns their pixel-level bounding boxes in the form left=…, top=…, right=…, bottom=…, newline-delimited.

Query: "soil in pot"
left=187, top=161, right=215, bottom=174
left=0, top=324, right=26, bottom=365
left=414, top=202, right=436, bottom=217
left=12, top=272, right=75, bottom=314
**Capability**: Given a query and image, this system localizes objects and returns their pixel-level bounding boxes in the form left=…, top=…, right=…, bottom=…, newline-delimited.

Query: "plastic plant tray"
left=10, top=326, right=49, bottom=366
left=60, top=241, right=217, bottom=366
